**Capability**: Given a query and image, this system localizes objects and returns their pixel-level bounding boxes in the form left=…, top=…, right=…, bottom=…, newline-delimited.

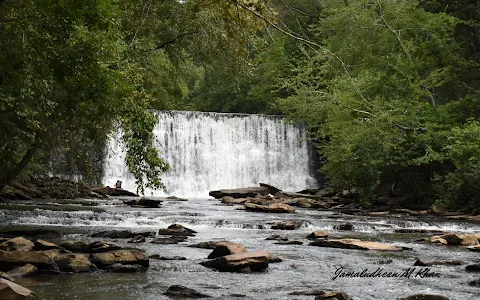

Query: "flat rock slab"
left=90, top=250, right=149, bottom=268
left=158, top=224, right=197, bottom=236
left=200, top=251, right=270, bottom=272
left=0, top=278, right=40, bottom=299
left=207, top=242, right=247, bottom=259
left=309, top=239, right=404, bottom=251
left=92, top=186, right=138, bottom=197
left=209, top=187, right=268, bottom=199
left=245, top=203, right=295, bottom=213
left=271, top=220, right=300, bottom=230
left=0, top=237, right=35, bottom=251
left=307, top=230, right=329, bottom=239
left=0, top=250, right=61, bottom=271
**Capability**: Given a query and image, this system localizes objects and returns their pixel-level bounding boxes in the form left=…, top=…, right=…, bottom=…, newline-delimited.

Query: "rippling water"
left=2, top=198, right=480, bottom=300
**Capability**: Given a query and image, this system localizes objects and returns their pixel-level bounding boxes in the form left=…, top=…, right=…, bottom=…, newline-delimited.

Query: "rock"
left=279, top=191, right=322, bottom=200
left=467, top=245, right=480, bottom=252
left=200, top=251, right=270, bottom=272
left=90, top=230, right=136, bottom=239
left=0, top=250, right=60, bottom=271
left=163, top=285, right=211, bottom=298
left=259, top=183, right=282, bottom=194
left=151, top=237, right=187, bottom=244
left=461, top=234, right=479, bottom=246
left=271, top=220, right=300, bottom=230
left=414, top=258, right=464, bottom=266
left=188, top=241, right=229, bottom=249
left=105, top=263, right=146, bottom=273
left=0, top=237, right=35, bottom=251
left=398, top=294, right=450, bottom=300
left=158, top=224, right=197, bottom=236
left=274, top=240, right=303, bottom=245
left=55, top=253, right=94, bottom=273
left=431, top=233, right=478, bottom=246
left=87, top=241, right=122, bottom=253
left=267, top=253, right=283, bottom=263
left=221, top=196, right=248, bottom=205
left=207, top=242, right=247, bottom=259
left=465, top=264, right=480, bottom=271
left=265, top=234, right=289, bottom=241
left=394, top=229, right=445, bottom=235
left=149, top=255, right=186, bottom=260
left=7, top=264, right=38, bottom=278
left=0, top=229, right=61, bottom=239
left=430, top=237, right=448, bottom=245
left=469, top=279, right=480, bottom=287
left=123, top=197, right=162, bottom=208
left=307, top=230, right=329, bottom=239
left=92, top=186, right=138, bottom=197
left=89, top=249, right=149, bottom=268
left=313, top=291, right=352, bottom=300
left=0, top=272, right=15, bottom=282
left=59, top=241, right=89, bottom=253
left=245, top=203, right=295, bottom=213
left=333, top=223, right=355, bottom=231
left=128, top=236, right=146, bottom=243
left=309, top=239, right=404, bottom=251
left=0, top=278, right=40, bottom=299
left=209, top=187, right=269, bottom=199
left=34, top=239, right=59, bottom=250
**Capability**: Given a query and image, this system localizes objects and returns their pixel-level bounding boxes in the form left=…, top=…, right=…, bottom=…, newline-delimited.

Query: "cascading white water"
left=102, top=111, right=318, bottom=197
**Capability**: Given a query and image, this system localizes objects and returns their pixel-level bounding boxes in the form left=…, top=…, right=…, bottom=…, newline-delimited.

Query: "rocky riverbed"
left=1, top=185, right=480, bottom=299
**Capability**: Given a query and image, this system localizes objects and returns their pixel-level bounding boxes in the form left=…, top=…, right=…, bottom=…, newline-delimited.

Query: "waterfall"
left=102, top=111, right=318, bottom=197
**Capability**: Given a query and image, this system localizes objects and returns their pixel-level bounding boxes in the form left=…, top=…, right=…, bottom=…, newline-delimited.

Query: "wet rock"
left=274, top=240, right=303, bottom=245
left=244, top=203, right=295, bottom=213
left=209, top=187, right=269, bottom=199
left=149, top=255, right=186, bottom=260
left=0, top=250, right=60, bottom=271
left=92, top=186, right=138, bottom=197
left=59, top=241, right=89, bottom=253
left=414, top=258, right=464, bottom=266
left=221, top=196, right=248, bottom=205
left=200, top=251, right=270, bottom=272
left=467, top=245, right=480, bottom=252
left=55, top=253, right=94, bottom=273
left=90, top=230, right=136, bottom=239
left=34, top=239, right=59, bottom=251
left=314, top=290, right=352, bottom=300
left=128, top=236, right=146, bottom=243
left=208, top=242, right=247, bottom=259
left=87, top=241, right=122, bottom=253
left=158, top=224, right=197, bottom=236
left=307, top=230, right=329, bottom=239
left=465, top=264, right=480, bottom=271
left=123, top=197, right=162, bottom=208
left=333, top=223, right=355, bottom=231
left=267, top=253, right=283, bottom=263
left=166, top=196, right=188, bottom=201
left=469, top=279, right=480, bottom=287
left=398, top=294, right=450, bottom=300
left=0, top=278, right=40, bottom=299
left=259, top=183, right=282, bottom=194
left=265, top=234, right=289, bottom=241
left=105, top=263, right=146, bottom=273
left=430, top=233, right=479, bottom=246
left=309, top=239, right=404, bottom=251
left=90, top=249, right=149, bottom=268
left=245, top=197, right=272, bottom=205
left=7, top=264, right=38, bottom=278
left=271, top=220, right=300, bottom=230
left=164, top=285, right=211, bottom=298
left=0, top=237, right=35, bottom=252
left=151, top=237, right=188, bottom=244
left=375, top=259, right=393, bottom=265
left=0, top=272, right=15, bottom=282
left=394, top=229, right=445, bottom=235
left=188, top=241, right=230, bottom=249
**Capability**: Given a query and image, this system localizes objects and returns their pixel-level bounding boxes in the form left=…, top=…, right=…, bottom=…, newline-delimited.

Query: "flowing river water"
left=1, top=197, right=480, bottom=300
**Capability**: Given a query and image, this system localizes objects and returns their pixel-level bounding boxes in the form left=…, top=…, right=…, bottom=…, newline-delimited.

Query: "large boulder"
left=55, top=253, right=94, bottom=273
left=0, top=250, right=60, bottom=271
left=0, top=278, right=40, bottom=300
left=309, top=239, right=404, bottom=251
left=259, top=183, right=282, bottom=195
left=244, top=203, right=295, bottom=213
left=86, top=241, right=121, bottom=253
left=207, top=242, right=247, bottom=259
left=158, top=224, right=197, bottom=236
left=209, top=187, right=269, bottom=199
left=163, top=285, right=211, bottom=298
left=92, top=186, right=138, bottom=197
left=200, top=251, right=269, bottom=272
left=89, top=249, right=149, bottom=269
left=307, top=230, right=329, bottom=239
left=0, top=237, right=34, bottom=252
left=467, top=245, right=480, bottom=252
left=123, top=197, right=162, bottom=208
left=59, top=241, right=89, bottom=253
left=430, top=233, right=479, bottom=246
left=33, top=239, right=59, bottom=251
